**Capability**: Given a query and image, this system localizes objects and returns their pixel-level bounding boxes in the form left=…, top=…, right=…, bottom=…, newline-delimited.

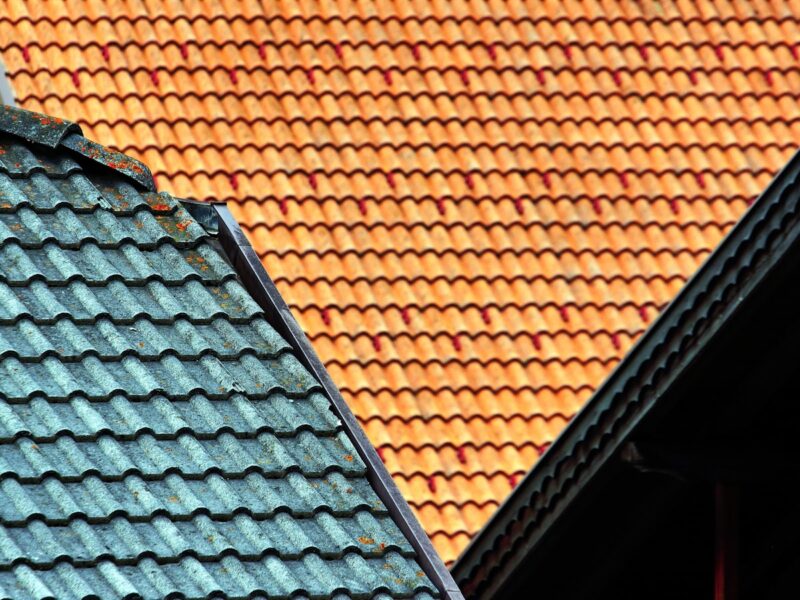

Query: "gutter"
left=211, top=203, right=465, bottom=600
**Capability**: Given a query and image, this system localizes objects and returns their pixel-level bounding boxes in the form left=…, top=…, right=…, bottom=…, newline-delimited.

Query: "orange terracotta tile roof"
left=1, top=0, right=796, bottom=564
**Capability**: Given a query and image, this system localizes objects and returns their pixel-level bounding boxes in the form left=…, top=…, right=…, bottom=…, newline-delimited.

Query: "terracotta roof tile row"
left=3, top=0, right=797, bottom=563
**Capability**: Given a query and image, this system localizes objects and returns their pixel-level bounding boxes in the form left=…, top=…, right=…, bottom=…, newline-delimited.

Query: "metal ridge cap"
left=452, top=147, right=800, bottom=595
left=212, top=203, right=463, bottom=600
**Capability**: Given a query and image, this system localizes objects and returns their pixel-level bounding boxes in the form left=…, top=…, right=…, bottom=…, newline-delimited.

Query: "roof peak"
left=0, top=104, right=154, bottom=191
left=0, top=103, right=80, bottom=148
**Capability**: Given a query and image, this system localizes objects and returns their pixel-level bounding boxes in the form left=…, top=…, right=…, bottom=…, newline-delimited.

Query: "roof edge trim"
left=213, top=203, right=464, bottom=600
left=452, top=147, right=800, bottom=596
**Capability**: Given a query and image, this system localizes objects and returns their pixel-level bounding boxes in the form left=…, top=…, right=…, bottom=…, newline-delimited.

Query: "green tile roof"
left=0, top=105, right=440, bottom=600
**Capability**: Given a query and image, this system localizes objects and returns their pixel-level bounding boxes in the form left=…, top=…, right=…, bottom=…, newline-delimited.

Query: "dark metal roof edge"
left=452, top=148, right=800, bottom=596
left=212, top=203, right=464, bottom=600
left=178, top=197, right=224, bottom=234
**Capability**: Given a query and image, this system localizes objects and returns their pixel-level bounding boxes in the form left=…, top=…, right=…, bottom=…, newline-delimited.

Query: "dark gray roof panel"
left=0, top=392, right=339, bottom=439
left=0, top=318, right=288, bottom=361
left=0, top=431, right=363, bottom=482
left=1, top=174, right=170, bottom=214
left=0, top=352, right=320, bottom=401
left=0, top=111, right=439, bottom=599
left=0, top=473, right=381, bottom=524
left=1, top=512, right=416, bottom=564
left=0, top=204, right=208, bottom=248
left=0, top=554, right=436, bottom=600
left=0, top=242, right=235, bottom=285
left=0, top=552, right=434, bottom=600
left=0, top=280, right=263, bottom=324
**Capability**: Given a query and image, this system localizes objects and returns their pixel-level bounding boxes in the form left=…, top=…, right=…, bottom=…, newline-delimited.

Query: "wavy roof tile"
left=0, top=104, right=458, bottom=599
left=1, top=0, right=793, bottom=562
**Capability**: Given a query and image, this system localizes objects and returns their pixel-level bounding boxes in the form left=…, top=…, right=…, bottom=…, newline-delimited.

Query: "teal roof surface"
left=0, top=105, right=439, bottom=600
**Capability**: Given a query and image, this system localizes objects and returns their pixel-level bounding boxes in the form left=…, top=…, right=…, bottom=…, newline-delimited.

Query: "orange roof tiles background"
left=1, top=0, right=796, bottom=564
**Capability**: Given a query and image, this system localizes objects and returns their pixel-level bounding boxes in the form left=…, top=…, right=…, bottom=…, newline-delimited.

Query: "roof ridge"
left=0, top=103, right=79, bottom=147
left=0, top=104, right=154, bottom=191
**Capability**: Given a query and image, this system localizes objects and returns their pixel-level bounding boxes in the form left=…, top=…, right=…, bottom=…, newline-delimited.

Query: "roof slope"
left=1, top=0, right=794, bottom=561
left=452, top=133, right=800, bottom=597
left=0, top=105, right=443, bottom=599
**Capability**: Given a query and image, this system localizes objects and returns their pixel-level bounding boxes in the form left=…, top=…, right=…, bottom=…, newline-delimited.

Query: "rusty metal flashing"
left=213, top=202, right=465, bottom=600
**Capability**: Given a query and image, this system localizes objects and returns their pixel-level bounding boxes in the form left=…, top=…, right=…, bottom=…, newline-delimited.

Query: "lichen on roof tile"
left=0, top=108, right=440, bottom=599
left=0, top=104, right=80, bottom=148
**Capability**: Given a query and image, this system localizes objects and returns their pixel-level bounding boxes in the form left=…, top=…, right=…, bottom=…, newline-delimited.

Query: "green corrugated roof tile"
left=0, top=105, right=443, bottom=600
